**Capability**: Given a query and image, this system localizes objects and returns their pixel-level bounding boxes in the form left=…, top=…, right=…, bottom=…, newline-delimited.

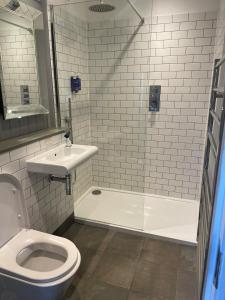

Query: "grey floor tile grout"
left=63, top=223, right=198, bottom=300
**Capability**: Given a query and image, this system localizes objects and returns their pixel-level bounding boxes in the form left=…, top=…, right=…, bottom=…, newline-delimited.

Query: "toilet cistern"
left=0, top=173, right=81, bottom=300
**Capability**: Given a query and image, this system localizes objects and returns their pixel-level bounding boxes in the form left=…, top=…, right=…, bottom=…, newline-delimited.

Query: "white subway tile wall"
left=53, top=8, right=92, bottom=202
left=88, top=11, right=217, bottom=200
left=214, top=2, right=225, bottom=59
left=0, top=134, right=73, bottom=233
left=0, top=9, right=219, bottom=234
left=147, top=12, right=216, bottom=200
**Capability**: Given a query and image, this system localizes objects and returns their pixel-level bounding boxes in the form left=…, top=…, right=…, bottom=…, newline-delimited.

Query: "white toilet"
left=0, top=174, right=81, bottom=300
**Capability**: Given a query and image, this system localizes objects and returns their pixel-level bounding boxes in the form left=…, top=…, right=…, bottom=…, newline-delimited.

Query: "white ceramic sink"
left=26, top=144, right=98, bottom=176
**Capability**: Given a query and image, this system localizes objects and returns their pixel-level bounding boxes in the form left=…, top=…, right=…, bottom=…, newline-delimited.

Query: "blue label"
left=71, top=76, right=81, bottom=93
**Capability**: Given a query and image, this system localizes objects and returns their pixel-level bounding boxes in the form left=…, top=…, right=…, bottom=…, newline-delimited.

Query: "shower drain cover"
left=92, top=189, right=102, bottom=195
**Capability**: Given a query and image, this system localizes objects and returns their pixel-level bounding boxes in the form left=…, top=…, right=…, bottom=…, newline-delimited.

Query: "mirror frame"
left=0, top=0, right=56, bottom=127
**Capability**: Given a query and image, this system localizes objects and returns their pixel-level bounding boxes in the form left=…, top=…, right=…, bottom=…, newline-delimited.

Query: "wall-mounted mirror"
left=0, top=0, right=49, bottom=120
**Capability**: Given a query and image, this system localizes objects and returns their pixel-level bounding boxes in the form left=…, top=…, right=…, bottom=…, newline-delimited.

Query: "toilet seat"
left=0, top=229, right=80, bottom=284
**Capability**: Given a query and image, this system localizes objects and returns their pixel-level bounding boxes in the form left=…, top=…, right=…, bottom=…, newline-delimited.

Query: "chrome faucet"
left=64, top=131, right=72, bottom=147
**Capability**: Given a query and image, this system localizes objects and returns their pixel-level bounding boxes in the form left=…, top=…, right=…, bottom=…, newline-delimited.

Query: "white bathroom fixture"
left=0, top=174, right=81, bottom=300
left=26, top=144, right=98, bottom=177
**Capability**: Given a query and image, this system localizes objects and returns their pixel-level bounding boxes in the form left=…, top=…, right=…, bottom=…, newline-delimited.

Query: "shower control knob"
left=18, top=214, right=22, bottom=219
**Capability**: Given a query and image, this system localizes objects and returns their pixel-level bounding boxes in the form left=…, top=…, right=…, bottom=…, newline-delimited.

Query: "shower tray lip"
left=75, top=186, right=199, bottom=246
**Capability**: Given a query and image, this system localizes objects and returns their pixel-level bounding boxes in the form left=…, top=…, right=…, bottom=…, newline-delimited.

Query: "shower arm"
left=126, top=0, right=144, bottom=24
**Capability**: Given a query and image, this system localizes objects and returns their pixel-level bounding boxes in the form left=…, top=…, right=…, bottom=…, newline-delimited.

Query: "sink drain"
left=92, top=189, right=102, bottom=195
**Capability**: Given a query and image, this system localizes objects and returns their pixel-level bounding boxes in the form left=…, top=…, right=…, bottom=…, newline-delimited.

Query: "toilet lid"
left=0, top=174, right=28, bottom=248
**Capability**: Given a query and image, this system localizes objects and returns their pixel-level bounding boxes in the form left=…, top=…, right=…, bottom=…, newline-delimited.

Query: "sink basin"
left=26, top=144, right=98, bottom=176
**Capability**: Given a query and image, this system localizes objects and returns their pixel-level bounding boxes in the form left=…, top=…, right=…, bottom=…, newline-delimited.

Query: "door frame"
left=203, top=126, right=225, bottom=299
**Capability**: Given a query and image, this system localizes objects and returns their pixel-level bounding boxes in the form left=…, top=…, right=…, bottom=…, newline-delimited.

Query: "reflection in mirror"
left=0, top=0, right=49, bottom=119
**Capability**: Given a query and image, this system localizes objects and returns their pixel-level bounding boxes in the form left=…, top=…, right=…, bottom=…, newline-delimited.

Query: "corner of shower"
left=51, top=0, right=199, bottom=245
left=68, top=0, right=154, bottom=234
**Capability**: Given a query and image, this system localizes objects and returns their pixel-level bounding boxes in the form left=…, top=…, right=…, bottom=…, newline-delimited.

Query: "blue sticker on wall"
left=71, top=76, right=81, bottom=93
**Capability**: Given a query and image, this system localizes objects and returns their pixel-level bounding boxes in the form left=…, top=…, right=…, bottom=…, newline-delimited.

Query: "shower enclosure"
left=50, top=0, right=213, bottom=244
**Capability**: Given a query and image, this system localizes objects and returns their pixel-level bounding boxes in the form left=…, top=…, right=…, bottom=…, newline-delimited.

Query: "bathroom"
left=0, top=0, right=224, bottom=298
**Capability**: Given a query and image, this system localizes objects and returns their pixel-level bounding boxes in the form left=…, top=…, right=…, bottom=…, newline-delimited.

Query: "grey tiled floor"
left=63, top=223, right=198, bottom=300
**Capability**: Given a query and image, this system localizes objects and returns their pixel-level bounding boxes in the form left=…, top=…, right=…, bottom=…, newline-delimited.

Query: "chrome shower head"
left=5, top=0, right=20, bottom=11
left=89, top=0, right=115, bottom=13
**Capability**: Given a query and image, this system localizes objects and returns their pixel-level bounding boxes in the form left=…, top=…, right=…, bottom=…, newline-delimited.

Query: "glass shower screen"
left=52, top=0, right=153, bottom=231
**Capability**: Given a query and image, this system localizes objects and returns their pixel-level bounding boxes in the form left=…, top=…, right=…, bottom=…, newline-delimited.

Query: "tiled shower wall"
left=214, top=0, right=225, bottom=59
left=0, top=7, right=220, bottom=234
left=53, top=8, right=92, bottom=202
left=51, top=8, right=217, bottom=202
left=88, top=19, right=149, bottom=194
left=89, top=12, right=217, bottom=200
left=146, top=12, right=216, bottom=200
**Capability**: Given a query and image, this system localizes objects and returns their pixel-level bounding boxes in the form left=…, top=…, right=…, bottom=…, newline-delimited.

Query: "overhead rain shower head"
left=1, top=0, right=42, bottom=22
left=89, top=0, right=115, bottom=13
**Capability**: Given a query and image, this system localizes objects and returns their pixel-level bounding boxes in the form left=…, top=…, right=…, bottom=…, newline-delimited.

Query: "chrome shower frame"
left=127, top=0, right=144, bottom=24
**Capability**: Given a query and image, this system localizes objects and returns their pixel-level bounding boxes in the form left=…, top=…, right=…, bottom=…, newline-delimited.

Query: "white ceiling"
left=50, top=0, right=153, bottom=22
left=153, top=0, right=219, bottom=16
left=48, top=0, right=219, bottom=22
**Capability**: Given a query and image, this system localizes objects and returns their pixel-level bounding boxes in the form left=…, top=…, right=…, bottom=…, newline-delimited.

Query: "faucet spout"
left=65, top=137, right=72, bottom=147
